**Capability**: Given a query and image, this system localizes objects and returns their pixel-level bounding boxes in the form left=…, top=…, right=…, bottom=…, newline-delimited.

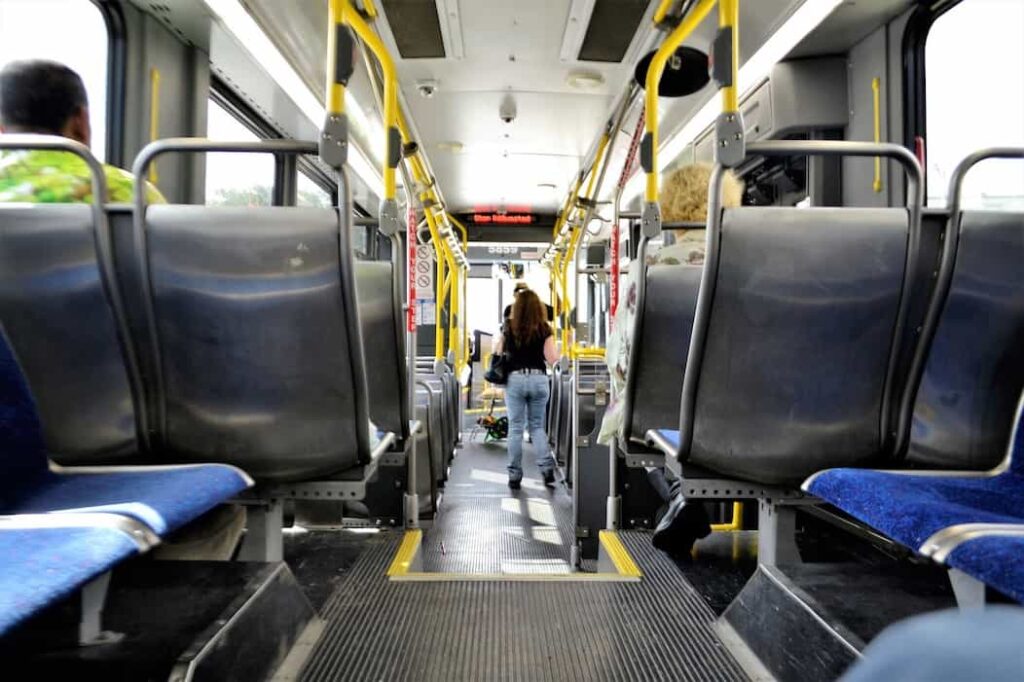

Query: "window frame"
left=901, top=0, right=962, bottom=201
left=91, top=1, right=127, bottom=167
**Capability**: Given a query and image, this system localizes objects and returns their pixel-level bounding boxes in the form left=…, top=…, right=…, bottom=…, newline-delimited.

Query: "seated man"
left=0, top=59, right=165, bottom=203
left=598, top=163, right=744, bottom=556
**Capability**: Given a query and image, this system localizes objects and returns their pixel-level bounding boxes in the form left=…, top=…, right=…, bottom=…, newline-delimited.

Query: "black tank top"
left=504, top=327, right=550, bottom=373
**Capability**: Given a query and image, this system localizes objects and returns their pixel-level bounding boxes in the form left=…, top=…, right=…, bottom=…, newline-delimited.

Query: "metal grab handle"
left=896, top=147, right=1024, bottom=460
left=676, top=140, right=925, bottom=463
left=0, top=134, right=151, bottom=449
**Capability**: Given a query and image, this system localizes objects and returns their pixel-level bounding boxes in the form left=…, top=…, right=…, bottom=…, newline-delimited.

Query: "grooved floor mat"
left=300, top=532, right=747, bottom=682
left=424, top=439, right=575, bottom=574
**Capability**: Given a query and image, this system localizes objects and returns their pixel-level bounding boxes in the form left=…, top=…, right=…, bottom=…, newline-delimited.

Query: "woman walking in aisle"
left=495, top=289, right=560, bottom=489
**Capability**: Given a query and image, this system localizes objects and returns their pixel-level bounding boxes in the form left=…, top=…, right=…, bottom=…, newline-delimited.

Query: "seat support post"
left=949, top=568, right=986, bottom=610
left=79, top=571, right=123, bottom=646
left=238, top=498, right=284, bottom=562
left=758, top=499, right=800, bottom=566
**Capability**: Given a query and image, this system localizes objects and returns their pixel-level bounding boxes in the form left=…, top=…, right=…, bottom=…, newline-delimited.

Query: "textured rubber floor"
left=423, top=438, right=575, bottom=574
left=300, top=531, right=747, bottom=681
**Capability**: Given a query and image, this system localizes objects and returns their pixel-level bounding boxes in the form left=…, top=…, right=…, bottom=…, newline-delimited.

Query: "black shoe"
left=542, top=470, right=556, bottom=488
left=651, top=497, right=712, bottom=557
left=508, top=478, right=522, bottom=490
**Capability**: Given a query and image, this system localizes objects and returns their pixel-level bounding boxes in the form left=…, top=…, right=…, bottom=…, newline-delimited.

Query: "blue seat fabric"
left=808, top=395, right=1024, bottom=552
left=807, top=469, right=1024, bottom=551
left=0, top=526, right=138, bottom=636
left=1, top=327, right=250, bottom=534
left=657, top=429, right=681, bottom=451
left=945, top=536, right=1024, bottom=604
left=6, top=466, right=251, bottom=536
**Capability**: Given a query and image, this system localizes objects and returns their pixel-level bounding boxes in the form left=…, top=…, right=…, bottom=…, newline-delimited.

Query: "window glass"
left=297, top=171, right=331, bottom=208
left=0, top=0, right=109, bottom=161
left=205, top=98, right=274, bottom=206
left=925, top=0, right=1024, bottom=208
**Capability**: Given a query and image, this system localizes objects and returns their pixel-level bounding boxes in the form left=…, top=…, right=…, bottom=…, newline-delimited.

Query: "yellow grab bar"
left=644, top=0, right=718, bottom=202
left=337, top=0, right=398, bottom=200
left=719, top=0, right=739, bottom=114
left=872, top=76, right=883, bottom=193
left=653, top=0, right=675, bottom=25
left=711, top=502, right=744, bottom=532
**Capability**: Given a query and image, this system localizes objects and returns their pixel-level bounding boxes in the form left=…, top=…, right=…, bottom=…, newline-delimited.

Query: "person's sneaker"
left=508, top=478, right=522, bottom=490
left=542, top=470, right=556, bottom=488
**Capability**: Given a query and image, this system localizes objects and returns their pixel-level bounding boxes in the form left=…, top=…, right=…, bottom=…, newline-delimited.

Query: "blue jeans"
left=505, top=372, right=555, bottom=481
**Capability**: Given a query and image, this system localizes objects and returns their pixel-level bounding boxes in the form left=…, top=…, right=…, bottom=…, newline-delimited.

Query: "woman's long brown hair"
left=509, top=289, right=551, bottom=347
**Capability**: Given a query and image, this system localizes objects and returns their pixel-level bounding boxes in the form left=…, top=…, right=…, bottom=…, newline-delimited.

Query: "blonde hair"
left=660, top=163, right=744, bottom=239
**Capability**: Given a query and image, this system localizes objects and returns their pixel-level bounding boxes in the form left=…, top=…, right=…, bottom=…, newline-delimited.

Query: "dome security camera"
left=417, top=80, right=438, bottom=98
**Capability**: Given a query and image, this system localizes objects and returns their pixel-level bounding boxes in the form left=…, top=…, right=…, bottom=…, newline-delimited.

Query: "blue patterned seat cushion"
left=0, top=526, right=138, bottom=636
left=806, top=470, right=1024, bottom=551
left=5, top=465, right=252, bottom=536
left=2, top=325, right=251, bottom=535
left=946, top=535, right=1024, bottom=604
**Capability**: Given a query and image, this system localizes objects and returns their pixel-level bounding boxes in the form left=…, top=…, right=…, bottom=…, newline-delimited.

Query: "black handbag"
left=484, top=351, right=510, bottom=385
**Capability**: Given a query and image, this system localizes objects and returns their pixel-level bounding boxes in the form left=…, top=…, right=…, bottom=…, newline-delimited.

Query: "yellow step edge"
left=390, top=572, right=640, bottom=583
left=599, top=530, right=643, bottom=578
left=386, top=529, right=422, bottom=576
left=385, top=529, right=644, bottom=582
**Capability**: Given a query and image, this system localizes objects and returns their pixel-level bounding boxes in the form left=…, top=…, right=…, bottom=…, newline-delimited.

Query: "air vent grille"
left=381, top=0, right=446, bottom=59
left=578, top=0, right=650, bottom=63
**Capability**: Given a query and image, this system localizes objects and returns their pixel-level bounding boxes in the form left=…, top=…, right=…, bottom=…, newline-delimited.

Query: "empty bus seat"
left=674, top=206, right=913, bottom=484
left=0, top=203, right=141, bottom=464
left=0, top=324, right=252, bottom=535
left=417, top=384, right=445, bottom=484
left=140, top=205, right=378, bottom=482
left=943, top=534, right=1024, bottom=604
left=355, top=261, right=410, bottom=445
left=624, top=264, right=701, bottom=446
left=805, top=202, right=1024, bottom=555
left=0, top=519, right=149, bottom=637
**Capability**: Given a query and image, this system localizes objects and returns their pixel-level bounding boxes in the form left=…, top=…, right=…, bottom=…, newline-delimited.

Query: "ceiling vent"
left=381, top=0, right=446, bottom=59
left=578, top=0, right=650, bottom=63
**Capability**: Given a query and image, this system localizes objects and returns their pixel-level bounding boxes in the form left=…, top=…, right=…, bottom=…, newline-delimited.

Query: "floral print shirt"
left=0, top=150, right=165, bottom=204
left=598, top=232, right=706, bottom=445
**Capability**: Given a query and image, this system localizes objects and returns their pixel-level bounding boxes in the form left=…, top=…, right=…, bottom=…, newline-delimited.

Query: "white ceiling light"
left=202, top=0, right=383, bottom=194
left=559, top=0, right=598, bottom=62
left=621, top=0, right=844, bottom=201
left=436, top=0, right=465, bottom=60
left=437, top=141, right=465, bottom=153
left=567, top=70, right=605, bottom=90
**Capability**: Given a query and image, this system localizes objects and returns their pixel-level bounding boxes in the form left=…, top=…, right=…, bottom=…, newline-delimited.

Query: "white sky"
left=0, top=0, right=108, bottom=161
left=926, top=0, right=1024, bottom=208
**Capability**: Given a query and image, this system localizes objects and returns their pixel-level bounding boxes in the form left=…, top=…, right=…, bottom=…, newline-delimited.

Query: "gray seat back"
left=355, top=261, right=409, bottom=440
left=0, top=206, right=141, bottom=463
left=907, top=210, right=1024, bottom=468
left=686, top=207, right=911, bottom=484
left=142, top=206, right=370, bottom=481
left=625, top=264, right=701, bottom=443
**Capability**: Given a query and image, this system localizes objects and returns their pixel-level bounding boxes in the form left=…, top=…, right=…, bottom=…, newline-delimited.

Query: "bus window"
left=297, top=171, right=331, bottom=208
left=205, top=98, right=274, bottom=206
left=925, top=0, right=1024, bottom=209
left=0, top=0, right=109, bottom=161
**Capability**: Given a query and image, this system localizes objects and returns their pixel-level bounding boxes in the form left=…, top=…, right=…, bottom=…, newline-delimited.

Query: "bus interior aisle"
left=1, top=0, right=1023, bottom=680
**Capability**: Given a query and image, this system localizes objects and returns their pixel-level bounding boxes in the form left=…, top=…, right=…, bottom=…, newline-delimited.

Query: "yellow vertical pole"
left=148, top=68, right=161, bottom=183
left=719, top=0, right=739, bottom=115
